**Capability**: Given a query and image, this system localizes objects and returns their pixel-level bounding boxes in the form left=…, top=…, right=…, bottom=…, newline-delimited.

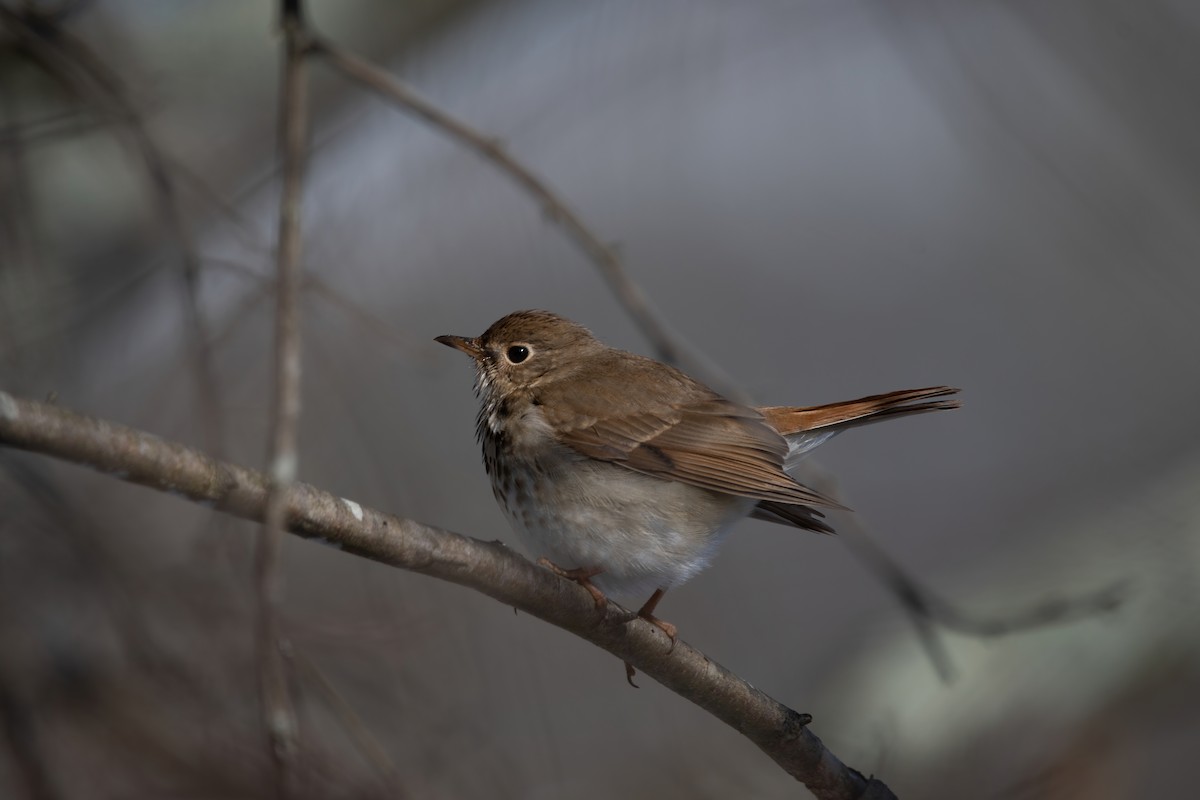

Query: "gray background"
left=2, top=1, right=1198, bottom=797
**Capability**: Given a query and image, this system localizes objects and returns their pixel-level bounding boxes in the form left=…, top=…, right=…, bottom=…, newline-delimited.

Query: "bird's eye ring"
left=506, top=345, right=531, bottom=364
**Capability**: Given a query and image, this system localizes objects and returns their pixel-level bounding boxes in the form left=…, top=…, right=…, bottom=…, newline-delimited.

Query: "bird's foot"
left=536, top=558, right=608, bottom=610
left=635, top=588, right=678, bottom=652
left=638, top=613, right=678, bottom=651
left=625, top=662, right=640, bottom=688
left=624, top=588, right=680, bottom=688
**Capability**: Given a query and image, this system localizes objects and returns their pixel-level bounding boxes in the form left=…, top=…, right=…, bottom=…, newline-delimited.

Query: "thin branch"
left=256, top=1, right=309, bottom=795
left=0, top=108, right=133, bottom=149
left=202, top=258, right=426, bottom=363
left=162, top=153, right=274, bottom=251
left=210, top=280, right=275, bottom=353
left=303, top=275, right=428, bottom=354
left=295, top=651, right=406, bottom=796
left=0, top=6, right=224, bottom=453
left=0, top=67, right=41, bottom=374
left=0, top=390, right=897, bottom=800
left=0, top=669, right=60, bottom=800
left=302, top=34, right=748, bottom=402
left=838, top=512, right=1125, bottom=682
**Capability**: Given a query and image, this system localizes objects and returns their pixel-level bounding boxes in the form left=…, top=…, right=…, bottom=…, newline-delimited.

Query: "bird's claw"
left=536, top=557, right=608, bottom=610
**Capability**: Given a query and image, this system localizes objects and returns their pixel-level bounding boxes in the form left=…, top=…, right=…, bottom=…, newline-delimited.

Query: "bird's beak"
left=435, top=334, right=485, bottom=360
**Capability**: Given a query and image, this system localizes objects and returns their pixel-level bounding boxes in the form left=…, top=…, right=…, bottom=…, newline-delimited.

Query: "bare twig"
left=0, top=5, right=224, bottom=454
left=0, top=669, right=60, bottom=800
left=0, top=108, right=133, bottom=149
left=301, top=34, right=747, bottom=402
left=303, top=275, right=428, bottom=353
left=209, top=280, right=276, bottom=353
left=0, top=67, right=41, bottom=373
left=295, top=651, right=405, bottom=796
left=838, top=513, right=1125, bottom=682
left=255, top=1, right=309, bottom=795
left=202, top=256, right=424, bottom=355
left=0, top=391, right=897, bottom=800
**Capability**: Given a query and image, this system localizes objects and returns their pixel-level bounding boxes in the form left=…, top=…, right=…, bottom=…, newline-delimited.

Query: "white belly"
left=492, top=446, right=754, bottom=600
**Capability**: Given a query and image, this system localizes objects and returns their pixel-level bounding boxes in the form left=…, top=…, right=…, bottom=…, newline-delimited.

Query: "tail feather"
left=750, top=501, right=835, bottom=534
left=760, top=386, right=959, bottom=471
left=759, top=386, right=960, bottom=436
left=750, top=387, right=958, bottom=534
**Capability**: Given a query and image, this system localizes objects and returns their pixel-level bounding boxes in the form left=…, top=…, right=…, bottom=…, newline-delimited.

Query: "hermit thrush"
left=438, top=310, right=957, bottom=664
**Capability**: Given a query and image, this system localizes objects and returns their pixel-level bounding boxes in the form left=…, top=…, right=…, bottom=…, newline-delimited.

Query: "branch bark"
left=256, top=1, right=310, bottom=795
left=0, top=390, right=896, bottom=800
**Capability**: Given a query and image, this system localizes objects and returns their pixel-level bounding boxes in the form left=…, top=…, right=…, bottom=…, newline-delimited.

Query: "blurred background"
left=2, top=1, right=1199, bottom=797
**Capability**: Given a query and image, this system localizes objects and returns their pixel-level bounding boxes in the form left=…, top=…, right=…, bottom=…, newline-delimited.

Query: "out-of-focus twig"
left=0, top=67, right=40, bottom=373
left=302, top=33, right=748, bottom=402
left=837, top=511, right=1126, bottom=682
left=0, top=6, right=224, bottom=453
left=255, top=1, right=309, bottom=796
left=0, top=668, right=60, bottom=800
left=0, top=108, right=133, bottom=149
left=295, top=651, right=406, bottom=796
left=0, top=391, right=899, bottom=800
left=202, top=256, right=424, bottom=355
left=303, top=276, right=428, bottom=353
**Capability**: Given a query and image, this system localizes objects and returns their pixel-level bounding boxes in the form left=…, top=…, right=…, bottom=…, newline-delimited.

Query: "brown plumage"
left=438, top=310, right=958, bottom=662
left=760, top=385, right=960, bottom=436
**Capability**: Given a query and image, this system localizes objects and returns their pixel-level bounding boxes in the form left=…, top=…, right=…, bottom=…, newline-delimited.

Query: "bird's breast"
left=479, top=413, right=754, bottom=598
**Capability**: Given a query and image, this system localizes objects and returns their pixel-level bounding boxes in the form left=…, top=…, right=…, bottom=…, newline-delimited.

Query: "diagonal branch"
left=0, top=390, right=897, bottom=800
left=837, top=511, right=1126, bottom=683
left=305, top=34, right=748, bottom=402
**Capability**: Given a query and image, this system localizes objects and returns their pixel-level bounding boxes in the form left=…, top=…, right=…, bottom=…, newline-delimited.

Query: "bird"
left=437, top=310, right=957, bottom=677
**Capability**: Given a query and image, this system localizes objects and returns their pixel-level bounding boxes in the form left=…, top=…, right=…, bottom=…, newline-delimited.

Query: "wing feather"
left=750, top=501, right=835, bottom=534
left=537, top=353, right=844, bottom=508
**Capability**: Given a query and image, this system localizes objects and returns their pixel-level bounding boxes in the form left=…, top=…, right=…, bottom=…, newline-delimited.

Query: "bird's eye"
left=505, top=345, right=530, bottom=364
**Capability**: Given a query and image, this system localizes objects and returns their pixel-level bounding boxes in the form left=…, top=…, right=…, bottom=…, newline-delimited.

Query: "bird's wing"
left=547, top=391, right=840, bottom=510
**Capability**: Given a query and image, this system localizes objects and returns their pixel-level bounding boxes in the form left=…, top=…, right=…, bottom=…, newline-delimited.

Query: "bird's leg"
left=635, top=588, right=678, bottom=648
left=536, top=557, right=608, bottom=610
left=624, top=588, right=678, bottom=689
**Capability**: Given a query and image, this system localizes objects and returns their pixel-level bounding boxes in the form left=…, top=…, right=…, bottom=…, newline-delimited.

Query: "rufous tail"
left=758, top=386, right=959, bottom=436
